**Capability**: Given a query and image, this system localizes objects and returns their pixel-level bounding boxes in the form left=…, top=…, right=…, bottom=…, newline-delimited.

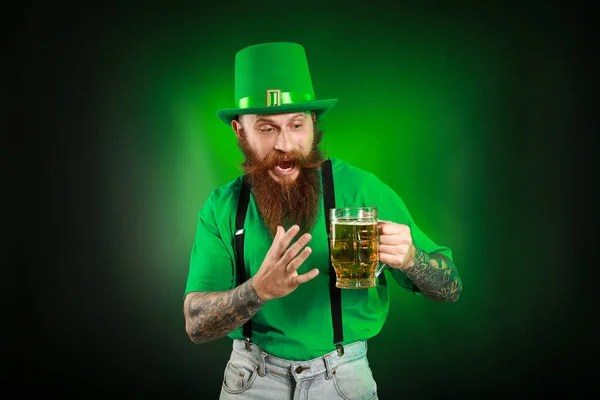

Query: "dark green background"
left=5, top=1, right=591, bottom=397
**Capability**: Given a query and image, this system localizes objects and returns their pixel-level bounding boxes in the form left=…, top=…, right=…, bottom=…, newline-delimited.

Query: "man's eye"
left=292, top=123, right=303, bottom=129
left=260, top=127, right=274, bottom=133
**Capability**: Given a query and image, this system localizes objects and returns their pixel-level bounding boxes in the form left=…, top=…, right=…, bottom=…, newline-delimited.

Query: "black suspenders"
left=321, top=159, right=345, bottom=356
left=234, top=159, right=345, bottom=356
left=234, top=174, right=253, bottom=344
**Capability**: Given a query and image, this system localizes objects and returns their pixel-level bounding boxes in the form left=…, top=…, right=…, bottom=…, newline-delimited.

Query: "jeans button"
left=295, top=366, right=303, bottom=374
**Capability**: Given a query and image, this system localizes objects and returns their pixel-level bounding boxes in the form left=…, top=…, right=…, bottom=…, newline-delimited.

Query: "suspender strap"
left=234, top=176, right=253, bottom=347
left=322, top=159, right=345, bottom=355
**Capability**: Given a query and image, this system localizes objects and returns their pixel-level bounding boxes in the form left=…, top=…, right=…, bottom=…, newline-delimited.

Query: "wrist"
left=250, top=277, right=269, bottom=302
left=399, top=244, right=417, bottom=271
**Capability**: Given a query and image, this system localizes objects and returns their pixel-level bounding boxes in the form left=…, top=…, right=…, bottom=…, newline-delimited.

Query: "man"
left=183, top=42, right=462, bottom=399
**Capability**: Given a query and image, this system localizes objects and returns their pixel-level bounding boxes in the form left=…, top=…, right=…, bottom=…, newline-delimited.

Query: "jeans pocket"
left=333, top=357, right=378, bottom=400
left=222, top=358, right=259, bottom=394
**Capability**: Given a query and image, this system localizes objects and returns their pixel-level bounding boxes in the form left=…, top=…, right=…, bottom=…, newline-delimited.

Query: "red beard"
left=238, top=130, right=325, bottom=238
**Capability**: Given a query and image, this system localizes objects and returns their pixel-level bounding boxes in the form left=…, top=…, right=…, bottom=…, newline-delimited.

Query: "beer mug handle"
left=375, top=262, right=387, bottom=278
left=375, top=218, right=387, bottom=277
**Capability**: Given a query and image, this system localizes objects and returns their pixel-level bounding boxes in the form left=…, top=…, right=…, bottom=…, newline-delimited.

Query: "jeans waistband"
left=231, top=339, right=368, bottom=381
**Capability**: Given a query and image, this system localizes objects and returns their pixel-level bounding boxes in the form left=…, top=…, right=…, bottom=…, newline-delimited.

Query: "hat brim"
left=216, top=99, right=338, bottom=126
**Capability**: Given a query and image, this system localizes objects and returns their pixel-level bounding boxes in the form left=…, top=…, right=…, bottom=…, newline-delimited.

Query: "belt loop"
left=324, top=355, right=333, bottom=380
left=257, top=351, right=268, bottom=377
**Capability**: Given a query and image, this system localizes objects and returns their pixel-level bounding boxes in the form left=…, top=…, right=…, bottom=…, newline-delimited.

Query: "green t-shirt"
left=184, top=157, right=452, bottom=360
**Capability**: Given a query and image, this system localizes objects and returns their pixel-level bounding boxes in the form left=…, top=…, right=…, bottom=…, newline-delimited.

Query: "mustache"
left=241, top=147, right=323, bottom=175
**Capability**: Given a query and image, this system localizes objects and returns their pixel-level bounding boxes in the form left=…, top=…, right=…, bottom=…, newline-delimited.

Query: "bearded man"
left=183, top=42, right=463, bottom=400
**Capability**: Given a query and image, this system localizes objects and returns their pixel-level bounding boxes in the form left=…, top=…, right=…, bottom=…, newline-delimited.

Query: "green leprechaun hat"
left=216, top=42, right=338, bottom=125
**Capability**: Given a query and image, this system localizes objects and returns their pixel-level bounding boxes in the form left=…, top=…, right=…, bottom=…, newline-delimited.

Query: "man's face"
left=232, top=111, right=315, bottom=183
left=231, top=110, right=324, bottom=237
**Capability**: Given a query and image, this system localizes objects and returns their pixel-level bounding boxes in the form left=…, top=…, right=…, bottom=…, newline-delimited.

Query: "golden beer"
left=329, top=207, right=385, bottom=288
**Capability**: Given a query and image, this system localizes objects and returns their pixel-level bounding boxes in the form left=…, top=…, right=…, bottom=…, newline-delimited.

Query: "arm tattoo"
left=184, top=278, right=266, bottom=344
left=402, top=249, right=463, bottom=302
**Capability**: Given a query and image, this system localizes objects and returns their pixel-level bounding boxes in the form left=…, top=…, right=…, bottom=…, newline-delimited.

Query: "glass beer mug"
left=328, top=206, right=386, bottom=288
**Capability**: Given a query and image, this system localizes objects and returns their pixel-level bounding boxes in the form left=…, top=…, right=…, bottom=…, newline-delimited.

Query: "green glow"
left=84, top=8, right=575, bottom=397
left=132, top=36, right=487, bottom=369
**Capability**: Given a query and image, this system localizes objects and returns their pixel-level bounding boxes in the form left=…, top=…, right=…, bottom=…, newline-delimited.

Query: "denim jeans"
left=219, top=339, right=378, bottom=400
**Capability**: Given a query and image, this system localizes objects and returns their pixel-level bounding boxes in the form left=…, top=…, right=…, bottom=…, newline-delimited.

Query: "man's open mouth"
left=274, top=160, right=296, bottom=175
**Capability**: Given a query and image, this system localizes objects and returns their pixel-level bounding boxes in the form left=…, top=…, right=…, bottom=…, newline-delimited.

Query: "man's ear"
left=232, top=118, right=244, bottom=141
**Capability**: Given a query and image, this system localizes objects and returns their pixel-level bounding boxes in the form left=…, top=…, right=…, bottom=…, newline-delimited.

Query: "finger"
left=379, top=244, right=408, bottom=256
left=266, top=226, right=284, bottom=258
left=378, top=252, right=399, bottom=267
left=377, top=220, right=392, bottom=230
left=378, top=222, right=407, bottom=235
left=281, top=225, right=301, bottom=248
left=281, top=233, right=312, bottom=265
left=292, top=268, right=319, bottom=285
left=379, top=234, right=411, bottom=245
left=286, top=246, right=312, bottom=272
left=272, top=225, right=300, bottom=258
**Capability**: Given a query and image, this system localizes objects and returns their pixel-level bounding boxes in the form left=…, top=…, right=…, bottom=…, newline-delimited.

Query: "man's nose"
left=274, top=129, right=293, bottom=153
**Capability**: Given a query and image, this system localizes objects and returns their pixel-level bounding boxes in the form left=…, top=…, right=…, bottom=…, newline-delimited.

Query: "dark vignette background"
left=3, top=0, right=594, bottom=398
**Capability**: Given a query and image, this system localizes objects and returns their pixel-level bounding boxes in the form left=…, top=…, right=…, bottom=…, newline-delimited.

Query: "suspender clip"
left=244, top=337, right=252, bottom=351
left=336, top=343, right=344, bottom=357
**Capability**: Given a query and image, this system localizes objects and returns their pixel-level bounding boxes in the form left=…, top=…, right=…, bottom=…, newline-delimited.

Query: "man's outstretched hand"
left=252, top=225, right=319, bottom=301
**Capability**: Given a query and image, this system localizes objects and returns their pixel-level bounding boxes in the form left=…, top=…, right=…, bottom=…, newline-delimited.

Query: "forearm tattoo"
left=403, top=249, right=463, bottom=302
left=184, top=278, right=266, bottom=343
